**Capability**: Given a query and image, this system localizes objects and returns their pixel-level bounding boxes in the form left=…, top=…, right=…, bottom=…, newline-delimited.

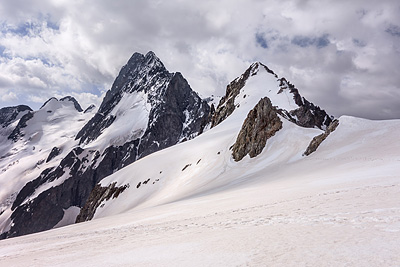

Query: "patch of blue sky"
left=0, top=14, right=59, bottom=37
left=352, top=38, right=366, bottom=47
left=291, top=34, right=330, bottom=48
left=7, top=22, right=36, bottom=36
left=84, top=83, right=105, bottom=96
left=0, top=45, right=6, bottom=56
left=255, top=32, right=268, bottom=49
left=0, top=45, right=12, bottom=59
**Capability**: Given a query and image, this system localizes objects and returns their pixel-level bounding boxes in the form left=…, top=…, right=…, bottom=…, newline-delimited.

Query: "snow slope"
left=0, top=64, right=399, bottom=266
left=0, top=115, right=398, bottom=266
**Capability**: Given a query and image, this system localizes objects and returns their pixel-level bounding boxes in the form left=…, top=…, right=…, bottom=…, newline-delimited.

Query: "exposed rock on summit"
left=211, top=62, right=276, bottom=128
left=277, top=78, right=332, bottom=130
left=0, top=105, right=32, bottom=128
left=60, top=96, right=83, bottom=112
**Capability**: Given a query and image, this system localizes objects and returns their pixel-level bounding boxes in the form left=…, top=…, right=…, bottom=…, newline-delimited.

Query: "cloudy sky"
left=0, top=0, right=399, bottom=119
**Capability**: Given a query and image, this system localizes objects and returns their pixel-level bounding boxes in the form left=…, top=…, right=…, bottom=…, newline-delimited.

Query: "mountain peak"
left=60, top=96, right=83, bottom=112
left=144, top=50, right=157, bottom=61
left=249, top=61, right=277, bottom=77
left=40, top=96, right=83, bottom=112
left=125, top=51, right=164, bottom=75
left=105, top=51, right=169, bottom=101
left=210, top=62, right=277, bottom=128
left=211, top=61, right=332, bottom=130
left=0, top=105, right=32, bottom=128
left=76, top=51, right=207, bottom=146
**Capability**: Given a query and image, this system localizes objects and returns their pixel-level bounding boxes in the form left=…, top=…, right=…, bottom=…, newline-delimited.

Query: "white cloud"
left=1, top=91, right=17, bottom=101
left=0, top=0, right=398, bottom=119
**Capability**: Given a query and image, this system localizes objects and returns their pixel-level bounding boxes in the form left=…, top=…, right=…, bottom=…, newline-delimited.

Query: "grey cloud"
left=386, top=24, right=400, bottom=37
left=352, top=38, right=366, bottom=47
left=0, top=0, right=399, bottom=120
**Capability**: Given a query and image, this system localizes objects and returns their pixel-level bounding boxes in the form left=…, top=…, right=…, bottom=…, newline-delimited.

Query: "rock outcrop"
left=76, top=182, right=129, bottom=223
left=303, top=119, right=339, bottom=156
left=46, top=147, right=62, bottom=163
left=232, top=97, right=282, bottom=161
left=7, top=111, right=34, bottom=142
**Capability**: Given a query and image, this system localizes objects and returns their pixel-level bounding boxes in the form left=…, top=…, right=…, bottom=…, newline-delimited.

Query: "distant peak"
left=60, top=96, right=83, bottom=112
left=145, top=51, right=157, bottom=59
left=40, top=96, right=83, bottom=112
left=144, top=51, right=164, bottom=68
left=108, top=51, right=169, bottom=95
left=126, top=51, right=162, bottom=68
left=40, top=97, right=58, bottom=109
left=84, top=104, right=96, bottom=113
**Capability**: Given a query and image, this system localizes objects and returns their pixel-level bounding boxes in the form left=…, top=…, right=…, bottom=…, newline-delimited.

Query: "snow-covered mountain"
left=75, top=61, right=337, bottom=222
left=0, top=51, right=210, bottom=239
left=0, top=51, right=399, bottom=266
left=0, top=96, right=95, bottom=237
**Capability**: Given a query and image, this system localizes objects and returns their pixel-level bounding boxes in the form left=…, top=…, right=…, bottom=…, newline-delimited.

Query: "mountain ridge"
left=1, top=51, right=335, bottom=239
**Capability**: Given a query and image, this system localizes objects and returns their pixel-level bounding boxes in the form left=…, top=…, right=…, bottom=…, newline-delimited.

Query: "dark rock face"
left=6, top=147, right=98, bottom=238
left=46, top=147, right=62, bottom=163
left=7, top=189, right=65, bottom=238
left=2, top=51, right=210, bottom=239
left=7, top=111, right=34, bottom=142
left=211, top=62, right=276, bottom=128
left=76, top=182, right=129, bottom=223
left=303, top=119, right=339, bottom=156
left=277, top=78, right=332, bottom=130
left=137, top=72, right=210, bottom=158
left=84, top=104, right=96, bottom=113
left=232, top=97, right=283, bottom=161
left=0, top=105, right=32, bottom=128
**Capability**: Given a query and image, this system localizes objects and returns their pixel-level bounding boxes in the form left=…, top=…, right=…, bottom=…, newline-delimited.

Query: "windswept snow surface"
left=0, top=68, right=399, bottom=265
